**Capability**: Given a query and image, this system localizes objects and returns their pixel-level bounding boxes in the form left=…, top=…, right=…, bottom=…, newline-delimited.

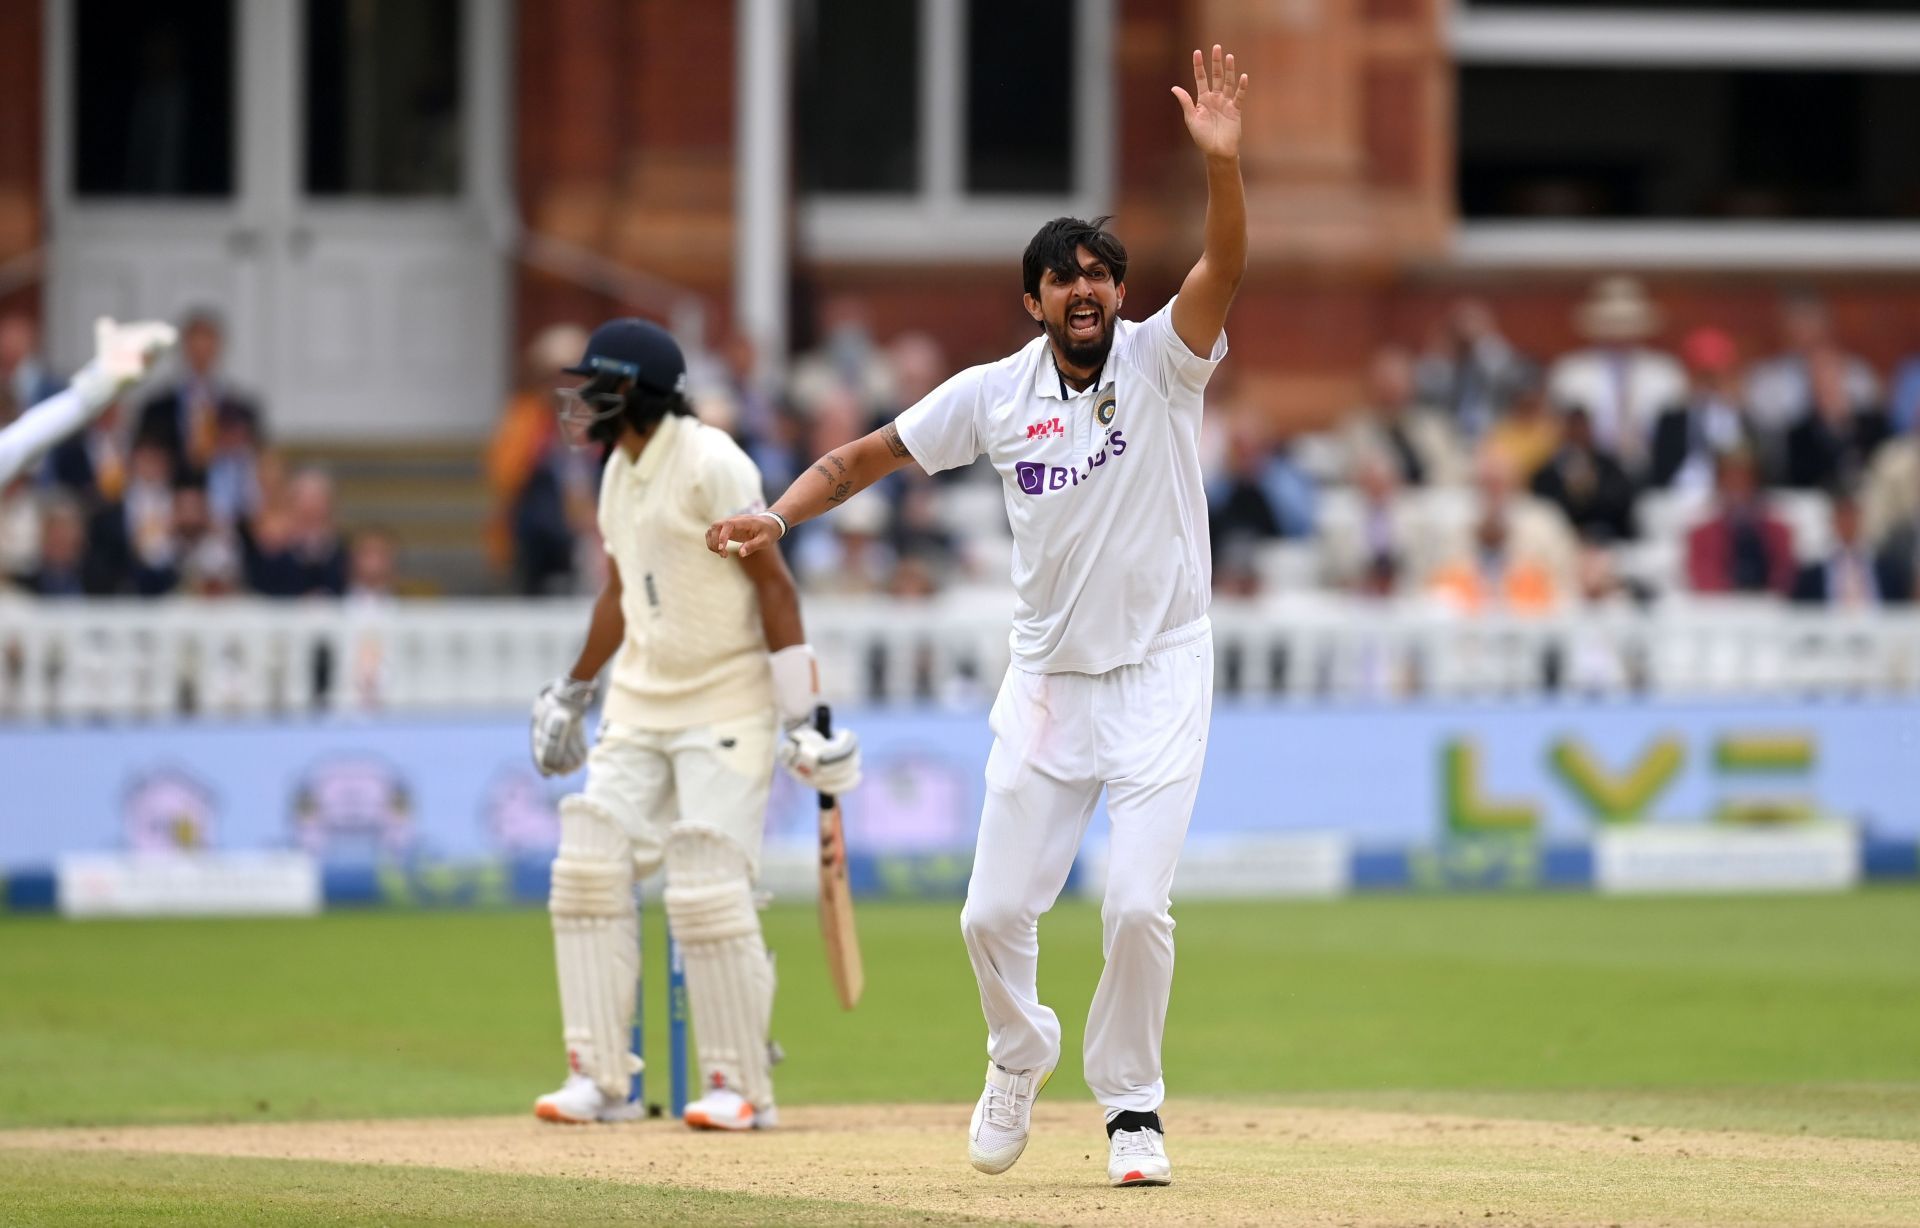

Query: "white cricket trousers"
left=960, top=618, right=1213, bottom=1113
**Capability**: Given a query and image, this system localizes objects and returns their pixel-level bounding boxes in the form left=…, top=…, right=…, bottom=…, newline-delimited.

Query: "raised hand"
left=1170, top=44, right=1246, bottom=161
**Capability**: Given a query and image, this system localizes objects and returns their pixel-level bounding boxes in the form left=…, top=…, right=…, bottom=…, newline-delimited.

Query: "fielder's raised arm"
left=704, top=420, right=919, bottom=559
left=1168, top=44, right=1248, bottom=363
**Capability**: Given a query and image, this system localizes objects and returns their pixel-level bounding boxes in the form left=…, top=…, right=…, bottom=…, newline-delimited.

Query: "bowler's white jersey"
left=894, top=299, right=1227, bottom=674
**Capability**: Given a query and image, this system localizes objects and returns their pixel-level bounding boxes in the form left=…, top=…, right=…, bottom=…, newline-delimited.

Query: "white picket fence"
left=2, top=592, right=1918, bottom=722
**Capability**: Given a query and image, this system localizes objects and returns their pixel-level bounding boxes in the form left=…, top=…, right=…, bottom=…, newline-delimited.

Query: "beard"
left=1044, top=305, right=1117, bottom=373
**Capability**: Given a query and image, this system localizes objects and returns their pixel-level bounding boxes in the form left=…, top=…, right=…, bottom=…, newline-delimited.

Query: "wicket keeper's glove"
left=530, top=675, right=597, bottom=776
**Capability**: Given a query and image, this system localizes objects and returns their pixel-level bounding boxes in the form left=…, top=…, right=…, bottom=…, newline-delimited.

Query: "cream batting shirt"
left=598, top=414, right=774, bottom=728
left=895, top=298, right=1227, bottom=675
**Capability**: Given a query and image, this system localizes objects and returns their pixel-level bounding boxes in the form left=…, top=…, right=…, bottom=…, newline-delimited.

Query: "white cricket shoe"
left=533, top=1073, right=644, bottom=1124
left=683, top=1074, right=777, bottom=1131
left=1107, top=1110, right=1172, bottom=1187
left=967, top=1062, right=1052, bottom=1175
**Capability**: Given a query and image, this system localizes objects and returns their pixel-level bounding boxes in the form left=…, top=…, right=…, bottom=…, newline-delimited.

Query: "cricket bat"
left=814, top=705, right=864, bottom=1010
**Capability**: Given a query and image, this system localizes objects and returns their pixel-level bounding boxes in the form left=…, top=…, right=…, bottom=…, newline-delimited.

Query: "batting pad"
left=550, top=795, right=641, bottom=1099
left=665, top=822, right=777, bottom=1112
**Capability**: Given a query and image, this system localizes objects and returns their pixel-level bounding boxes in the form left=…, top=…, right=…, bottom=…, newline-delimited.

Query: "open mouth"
left=1067, top=304, right=1101, bottom=340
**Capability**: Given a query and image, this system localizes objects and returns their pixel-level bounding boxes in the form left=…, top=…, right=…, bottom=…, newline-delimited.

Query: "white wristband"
left=769, top=643, right=818, bottom=726
left=760, top=509, right=790, bottom=538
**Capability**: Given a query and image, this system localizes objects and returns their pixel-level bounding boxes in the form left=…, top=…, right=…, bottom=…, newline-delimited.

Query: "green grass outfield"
left=4, top=891, right=1917, bottom=1132
left=4, top=891, right=1918, bottom=1225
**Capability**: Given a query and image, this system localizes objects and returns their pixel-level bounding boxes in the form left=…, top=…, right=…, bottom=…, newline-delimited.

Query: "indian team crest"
left=1095, top=384, right=1117, bottom=426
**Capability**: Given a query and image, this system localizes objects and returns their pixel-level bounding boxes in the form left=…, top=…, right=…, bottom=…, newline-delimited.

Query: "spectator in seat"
left=1746, top=291, right=1879, bottom=442
left=23, top=494, right=88, bottom=597
left=1414, top=298, right=1535, bottom=443
left=1337, top=345, right=1467, bottom=487
left=1685, top=449, right=1795, bottom=596
left=135, top=309, right=262, bottom=477
left=1425, top=451, right=1576, bottom=615
left=45, top=393, right=131, bottom=505
left=488, top=324, right=593, bottom=595
left=1547, top=277, right=1686, bottom=474
left=1481, top=377, right=1561, bottom=485
left=1861, top=409, right=1920, bottom=550
left=244, top=467, right=347, bottom=597
left=1320, top=450, right=1419, bottom=594
left=1792, top=490, right=1911, bottom=608
left=84, top=439, right=181, bottom=596
left=1650, top=326, right=1755, bottom=494
left=0, top=312, right=63, bottom=426
left=1530, top=407, right=1637, bottom=543
left=1784, top=349, right=1891, bottom=490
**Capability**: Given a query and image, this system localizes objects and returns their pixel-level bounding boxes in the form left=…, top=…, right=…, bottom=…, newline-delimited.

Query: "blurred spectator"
left=1783, top=349, right=1890, bottom=490
left=244, top=467, right=347, bottom=597
left=1547, top=277, right=1686, bottom=473
left=789, top=294, right=891, bottom=418
left=1685, top=450, right=1794, bottom=596
left=135, top=309, right=262, bottom=476
left=1320, top=451, right=1420, bottom=594
left=347, top=527, right=399, bottom=600
left=170, top=479, right=240, bottom=597
left=0, top=477, right=44, bottom=585
left=1746, top=291, right=1878, bottom=439
left=794, top=486, right=890, bottom=594
left=45, top=394, right=130, bottom=504
left=1425, top=451, right=1575, bottom=614
left=1337, top=345, right=1467, bottom=487
left=0, top=313, right=63, bottom=425
left=1414, top=298, right=1535, bottom=441
left=488, top=324, right=595, bottom=595
left=1861, top=414, right=1920, bottom=549
left=787, top=382, right=872, bottom=568
left=1791, top=490, right=1909, bottom=608
left=1210, top=415, right=1315, bottom=582
left=22, top=494, right=87, bottom=597
left=84, top=439, right=181, bottom=596
left=888, top=475, right=960, bottom=581
left=1529, top=408, right=1637, bottom=543
left=203, top=407, right=266, bottom=527
left=1480, top=377, right=1561, bottom=485
left=1889, top=347, right=1920, bottom=437
left=1650, top=327, right=1754, bottom=494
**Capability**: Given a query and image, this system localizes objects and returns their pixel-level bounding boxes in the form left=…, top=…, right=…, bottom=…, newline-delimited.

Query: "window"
left=73, top=0, right=235, bottom=198
left=305, top=0, right=465, bottom=197
left=1452, top=3, right=1920, bottom=266
left=797, top=0, right=1113, bottom=260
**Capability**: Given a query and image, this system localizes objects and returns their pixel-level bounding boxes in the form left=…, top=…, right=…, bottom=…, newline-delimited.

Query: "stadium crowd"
left=8, top=276, right=1920, bottom=616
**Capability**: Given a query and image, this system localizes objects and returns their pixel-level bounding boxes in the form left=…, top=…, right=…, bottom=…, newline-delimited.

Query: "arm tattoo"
left=811, top=462, right=853, bottom=504
left=827, top=453, right=848, bottom=475
left=881, top=423, right=911, bottom=459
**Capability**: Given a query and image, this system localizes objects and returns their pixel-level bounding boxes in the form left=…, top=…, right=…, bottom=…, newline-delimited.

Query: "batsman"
left=528, top=318, right=861, bottom=1130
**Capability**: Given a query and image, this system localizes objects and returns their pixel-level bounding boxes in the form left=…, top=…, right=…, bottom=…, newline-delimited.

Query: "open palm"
left=1171, top=45, right=1246, bottom=160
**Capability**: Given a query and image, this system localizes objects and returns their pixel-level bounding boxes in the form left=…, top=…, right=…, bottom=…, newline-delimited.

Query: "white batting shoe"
left=1107, top=1110, right=1172, bottom=1187
left=533, top=1073, right=644, bottom=1124
left=967, top=1062, right=1053, bottom=1175
left=683, top=1075, right=777, bottom=1131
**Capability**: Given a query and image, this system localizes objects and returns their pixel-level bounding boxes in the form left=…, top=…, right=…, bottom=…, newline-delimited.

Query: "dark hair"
left=1022, top=216, right=1128, bottom=301
left=585, top=378, right=696, bottom=446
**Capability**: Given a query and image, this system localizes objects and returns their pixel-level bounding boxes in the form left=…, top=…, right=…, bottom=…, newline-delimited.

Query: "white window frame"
left=1449, top=4, right=1920, bottom=269
left=799, top=0, right=1114, bottom=262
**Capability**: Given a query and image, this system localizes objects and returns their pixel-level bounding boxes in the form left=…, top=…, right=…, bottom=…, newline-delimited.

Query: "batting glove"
left=779, top=724, right=861, bottom=796
left=530, top=675, right=597, bottom=777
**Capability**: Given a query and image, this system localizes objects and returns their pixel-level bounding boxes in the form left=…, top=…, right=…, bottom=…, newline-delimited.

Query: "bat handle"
left=813, top=704, right=835, bottom=809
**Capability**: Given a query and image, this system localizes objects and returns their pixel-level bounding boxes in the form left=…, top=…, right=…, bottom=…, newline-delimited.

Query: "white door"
left=45, top=0, right=508, bottom=442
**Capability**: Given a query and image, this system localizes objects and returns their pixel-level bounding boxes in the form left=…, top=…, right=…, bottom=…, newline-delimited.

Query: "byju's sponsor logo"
left=1013, top=430, right=1128, bottom=496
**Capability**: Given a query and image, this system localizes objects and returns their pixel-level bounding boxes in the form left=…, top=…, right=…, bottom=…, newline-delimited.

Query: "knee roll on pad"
left=550, top=796, right=634, bottom=917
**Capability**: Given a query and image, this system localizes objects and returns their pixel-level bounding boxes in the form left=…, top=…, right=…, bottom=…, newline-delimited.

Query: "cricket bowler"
left=529, top=317, right=861, bottom=1130
left=708, top=46, right=1248, bottom=1187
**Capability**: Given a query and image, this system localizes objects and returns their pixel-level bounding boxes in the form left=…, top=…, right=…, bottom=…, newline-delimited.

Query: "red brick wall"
left=0, top=0, right=43, bottom=317
left=512, top=0, right=737, bottom=351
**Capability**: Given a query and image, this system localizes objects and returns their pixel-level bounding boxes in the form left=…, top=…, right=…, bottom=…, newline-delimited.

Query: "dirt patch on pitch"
left=5, top=1101, right=1918, bottom=1226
